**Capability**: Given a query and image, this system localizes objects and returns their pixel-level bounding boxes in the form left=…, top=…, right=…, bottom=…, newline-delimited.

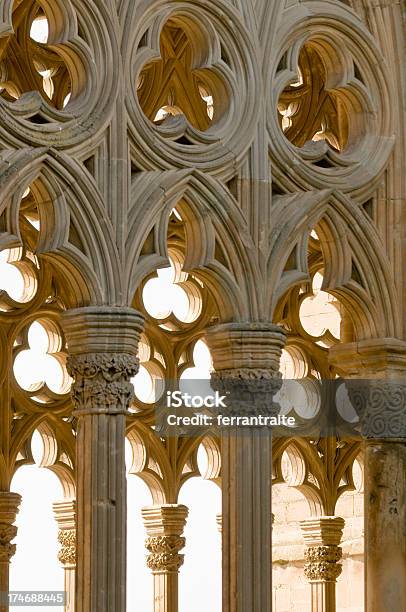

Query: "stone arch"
left=270, top=190, right=400, bottom=340
left=10, top=419, right=75, bottom=500
left=0, top=148, right=124, bottom=307
left=126, top=169, right=259, bottom=322
left=273, top=438, right=324, bottom=517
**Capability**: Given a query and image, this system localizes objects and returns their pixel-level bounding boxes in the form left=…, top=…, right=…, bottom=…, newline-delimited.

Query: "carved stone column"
left=301, top=517, right=345, bottom=612
left=142, top=505, right=188, bottom=612
left=54, top=501, right=76, bottom=612
left=0, top=492, right=21, bottom=612
left=330, top=339, right=406, bottom=612
left=206, top=323, right=286, bottom=612
left=61, top=307, right=144, bottom=612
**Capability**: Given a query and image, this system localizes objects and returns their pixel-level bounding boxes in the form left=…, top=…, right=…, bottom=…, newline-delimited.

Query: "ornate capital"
left=304, top=545, right=343, bottom=582
left=329, top=340, right=406, bottom=440
left=62, top=307, right=144, bottom=416
left=211, top=369, right=283, bottom=417
left=67, top=352, right=139, bottom=415
left=145, top=535, right=185, bottom=573
left=346, top=379, right=406, bottom=440
left=206, top=323, right=286, bottom=417
left=57, top=529, right=76, bottom=567
left=301, top=517, right=345, bottom=584
left=0, top=492, right=21, bottom=564
left=0, top=524, right=17, bottom=563
left=53, top=500, right=76, bottom=568
left=142, top=504, right=188, bottom=575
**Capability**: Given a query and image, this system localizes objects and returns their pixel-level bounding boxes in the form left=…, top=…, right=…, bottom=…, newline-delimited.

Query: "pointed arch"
left=270, top=190, right=400, bottom=340
left=0, top=148, right=123, bottom=307
left=10, top=416, right=75, bottom=499
left=126, top=169, right=261, bottom=321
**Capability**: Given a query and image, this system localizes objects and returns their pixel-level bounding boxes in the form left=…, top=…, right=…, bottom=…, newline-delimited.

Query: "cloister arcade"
left=0, top=1, right=405, bottom=612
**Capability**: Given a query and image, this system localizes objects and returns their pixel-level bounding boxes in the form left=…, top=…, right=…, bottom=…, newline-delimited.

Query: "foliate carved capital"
left=0, top=524, right=17, bottom=563
left=57, top=529, right=76, bottom=567
left=206, top=323, right=286, bottom=417
left=212, top=368, right=282, bottom=382
left=304, top=545, right=343, bottom=582
left=145, top=535, right=186, bottom=573
left=346, top=380, right=406, bottom=439
left=67, top=353, right=139, bottom=415
left=211, top=369, right=283, bottom=417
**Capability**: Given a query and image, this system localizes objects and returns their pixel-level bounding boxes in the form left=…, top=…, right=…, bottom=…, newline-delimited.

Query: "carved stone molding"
left=304, top=545, right=343, bottom=582
left=0, top=524, right=17, bottom=563
left=58, top=529, right=76, bottom=567
left=0, top=493, right=21, bottom=564
left=206, top=323, right=286, bottom=417
left=301, top=517, right=345, bottom=584
left=346, top=380, right=406, bottom=440
left=211, top=369, right=283, bottom=417
left=62, top=307, right=144, bottom=416
left=329, top=340, right=406, bottom=439
left=145, top=535, right=186, bottom=573
left=53, top=500, right=76, bottom=568
left=205, top=323, right=287, bottom=373
left=142, top=505, right=188, bottom=575
left=67, top=352, right=139, bottom=415
left=329, top=339, right=406, bottom=380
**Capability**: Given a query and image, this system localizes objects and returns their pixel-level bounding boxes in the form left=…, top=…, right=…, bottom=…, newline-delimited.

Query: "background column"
left=301, top=517, right=345, bottom=612
left=0, top=492, right=21, bottom=612
left=62, top=307, right=144, bottom=612
left=54, top=501, right=76, bottom=612
left=142, top=505, right=188, bottom=612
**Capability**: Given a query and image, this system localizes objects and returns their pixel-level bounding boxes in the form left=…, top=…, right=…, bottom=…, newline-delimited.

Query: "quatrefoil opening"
left=137, top=17, right=229, bottom=136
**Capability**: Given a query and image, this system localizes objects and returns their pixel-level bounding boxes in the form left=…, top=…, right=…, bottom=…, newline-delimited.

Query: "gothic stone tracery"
left=0, top=1, right=405, bottom=612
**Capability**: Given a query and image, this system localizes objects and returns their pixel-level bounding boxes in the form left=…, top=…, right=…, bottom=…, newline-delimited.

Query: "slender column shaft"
left=222, top=430, right=272, bottom=611
left=142, top=505, right=188, bottom=612
left=53, top=501, right=76, bottom=612
left=206, top=323, right=286, bottom=612
left=62, top=307, right=144, bottom=612
left=301, top=517, right=345, bottom=612
left=364, top=440, right=406, bottom=611
left=0, top=493, right=21, bottom=612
